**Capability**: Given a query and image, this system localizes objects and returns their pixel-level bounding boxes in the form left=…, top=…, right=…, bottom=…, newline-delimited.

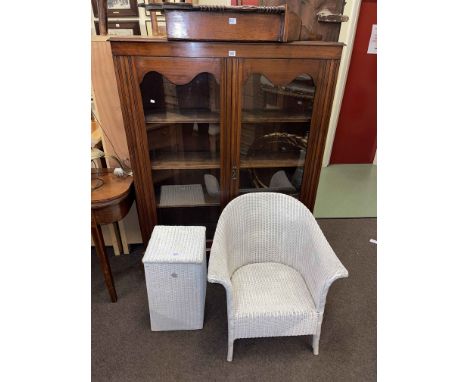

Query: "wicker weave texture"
left=207, top=192, right=348, bottom=360
left=143, top=225, right=206, bottom=264
left=231, top=262, right=319, bottom=339
left=160, top=184, right=205, bottom=207
left=143, top=226, right=206, bottom=331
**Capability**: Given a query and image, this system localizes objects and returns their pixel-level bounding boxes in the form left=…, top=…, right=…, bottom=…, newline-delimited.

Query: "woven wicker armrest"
left=303, top=221, right=349, bottom=312
left=208, top=234, right=235, bottom=332
left=207, top=229, right=233, bottom=297
left=207, top=256, right=232, bottom=290
left=207, top=229, right=237, bottom=362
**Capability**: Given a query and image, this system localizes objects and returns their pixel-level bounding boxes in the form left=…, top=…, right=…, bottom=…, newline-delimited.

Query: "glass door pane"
left=140, top=71, right=221, bottom=239
left=239, top=73, right=315, bottom=197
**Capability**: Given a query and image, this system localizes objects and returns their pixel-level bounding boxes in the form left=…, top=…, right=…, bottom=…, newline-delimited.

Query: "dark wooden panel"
left=230, top=58, right=242, bottom=197
left=165, top=12, right=286, bottom=42
left=92, top=189, right=134, bottom=225
left=241, top=58, right=321, bottom=85
left=265, top=0, right=346, bottom=41
left=300, top=59, right=341, bottom=209
left=113, top=55, right=157, bottom=245
left=219, top=59, right=230, bottom=208
left=297, top=0, right=346, bottom=41
left=135, top=57, right=221, bottom=84
left=96, top=0, right=108, bottom=36
left=110, top=39, right=344, bottom=60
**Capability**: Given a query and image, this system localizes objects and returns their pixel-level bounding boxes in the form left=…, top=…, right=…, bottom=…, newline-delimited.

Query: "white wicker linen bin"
left=143, top=226, right=206, bottom=331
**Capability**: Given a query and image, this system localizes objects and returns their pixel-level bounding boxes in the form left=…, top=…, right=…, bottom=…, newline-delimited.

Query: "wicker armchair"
left=208, top=192, right=348, bottom=361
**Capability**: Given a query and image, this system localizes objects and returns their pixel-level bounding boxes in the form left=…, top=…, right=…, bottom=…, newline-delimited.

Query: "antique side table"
left=91, top=170, right=134, bottom=302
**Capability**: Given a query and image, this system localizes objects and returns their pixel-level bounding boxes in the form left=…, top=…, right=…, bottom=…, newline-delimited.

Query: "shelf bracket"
left=317, top=9, right=349, bottom=23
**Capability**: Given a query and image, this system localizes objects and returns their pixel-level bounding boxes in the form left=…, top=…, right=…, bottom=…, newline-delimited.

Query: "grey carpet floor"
left=92, top=218, right=376, bottom=382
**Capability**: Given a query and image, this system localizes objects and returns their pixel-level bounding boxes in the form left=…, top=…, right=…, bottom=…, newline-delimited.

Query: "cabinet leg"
left=91, top=224, right=117, bottom=302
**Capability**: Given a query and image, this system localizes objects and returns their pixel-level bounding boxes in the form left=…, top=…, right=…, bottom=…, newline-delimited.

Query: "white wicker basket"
left=159, top=184, right=205, bottom=207
left=143, top=225, right=206, bottom=331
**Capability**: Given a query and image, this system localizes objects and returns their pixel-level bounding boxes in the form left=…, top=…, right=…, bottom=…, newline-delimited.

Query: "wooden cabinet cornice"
left=110, top=37, right=343, bottom=59
left=110, top=38, right=343, bottom=245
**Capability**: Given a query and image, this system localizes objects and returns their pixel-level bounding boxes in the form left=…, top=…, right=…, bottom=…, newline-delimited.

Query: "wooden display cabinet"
left=110, top=38, right=343, bottom=244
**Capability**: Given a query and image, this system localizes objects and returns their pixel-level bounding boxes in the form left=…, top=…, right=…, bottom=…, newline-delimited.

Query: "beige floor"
left=314, top=164, right=377, bottom=218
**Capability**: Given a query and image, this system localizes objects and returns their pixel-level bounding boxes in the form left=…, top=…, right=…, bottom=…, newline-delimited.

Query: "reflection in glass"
left=239, top=73, right=315, bottom=196
left=140, top=71, right=221, bottom=238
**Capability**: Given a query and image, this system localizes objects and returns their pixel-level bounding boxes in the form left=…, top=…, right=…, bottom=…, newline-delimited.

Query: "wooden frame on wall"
left=144, top=0, right=181, bottom=16
left=95, top=20, right=141, bottom=35
left=91, top=0, right=139, bottom=18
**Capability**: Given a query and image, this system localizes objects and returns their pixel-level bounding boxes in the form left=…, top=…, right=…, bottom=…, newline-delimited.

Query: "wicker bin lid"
left=143, top=225, right=206, bottom=264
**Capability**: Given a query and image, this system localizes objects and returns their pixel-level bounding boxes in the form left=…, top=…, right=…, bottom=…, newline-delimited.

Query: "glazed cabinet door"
left=229, top=58, right=330, bottom=210
left=115, top=56, right=227, bottom=242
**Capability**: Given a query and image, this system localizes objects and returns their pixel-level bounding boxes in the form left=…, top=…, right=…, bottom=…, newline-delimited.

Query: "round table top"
left=92, top=172, right=134, bottom=207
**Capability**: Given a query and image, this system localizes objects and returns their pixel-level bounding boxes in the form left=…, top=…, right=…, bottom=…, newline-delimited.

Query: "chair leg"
left=312, top=333, right=320, bottom=355
left=227, top=339, right=234, bottom=362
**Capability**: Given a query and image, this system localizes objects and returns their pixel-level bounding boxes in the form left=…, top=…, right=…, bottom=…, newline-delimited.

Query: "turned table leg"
left=91, top=222, right=118, bottom=302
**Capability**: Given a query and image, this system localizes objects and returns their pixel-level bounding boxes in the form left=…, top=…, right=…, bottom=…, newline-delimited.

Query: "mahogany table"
left=92, top=170, right=134, bottom=302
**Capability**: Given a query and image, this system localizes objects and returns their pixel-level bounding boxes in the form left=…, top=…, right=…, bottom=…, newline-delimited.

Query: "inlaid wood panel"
left=300, top=59, right=341, bottom=207
left=135, top=57, right=222, bottom=84
left=241, top=59, right=321, bottom=85
left=111, top=39, right=344, bottom=60
left=113, top=55, right=157, bottom=244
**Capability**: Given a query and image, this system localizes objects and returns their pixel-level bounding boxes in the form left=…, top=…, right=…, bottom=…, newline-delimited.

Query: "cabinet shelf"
left=150, top=151, right=303, bottom=171
left=243, top=110, right=311, bottom=123
left=240, top=152, right=305, bottom=168
left=151, top=152, right=220, bottom=170
left=261, top=85, right=315, bottom=100
left=144, top=109, right=311, bottom=125
left=145, top=109, right=220, bottom=124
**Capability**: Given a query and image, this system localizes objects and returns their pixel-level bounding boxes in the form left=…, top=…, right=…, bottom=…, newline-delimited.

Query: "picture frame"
left=91, top=0, right=139, bottom=18
left=95, top=20, right=141, bottom=36
left=144, top=0, right=167, bottom=17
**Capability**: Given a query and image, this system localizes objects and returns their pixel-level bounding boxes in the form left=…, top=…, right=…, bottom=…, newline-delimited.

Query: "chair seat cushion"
left=231, top=262, right=319, bottom=339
